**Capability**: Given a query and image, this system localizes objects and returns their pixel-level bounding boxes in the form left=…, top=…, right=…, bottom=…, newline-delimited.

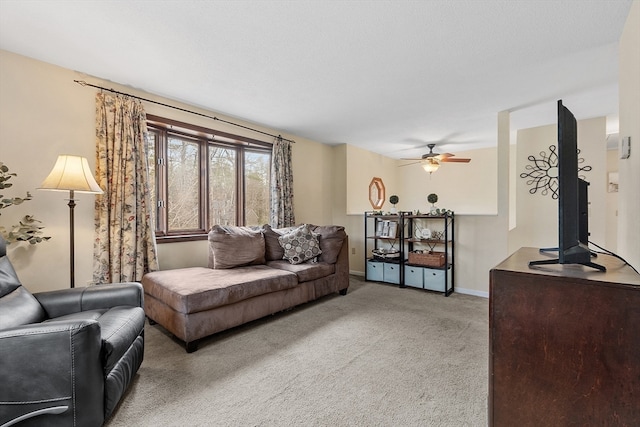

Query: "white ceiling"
left=0, top=0, right=632, bottom=158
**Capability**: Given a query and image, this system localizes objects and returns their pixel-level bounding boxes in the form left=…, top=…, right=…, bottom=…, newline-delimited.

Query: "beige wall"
left=340, top=144, right=399, bottom=275
left=605, top=149, right=619, bottom=251
left=618, top=0, right=640, bottom=267
left=509, top=117, right=608, bottom=254
left=1, top=51, right=98, bottom=291
left=0, top=50, right=338, bottom=292
left=396, top=144, right=501, bottom=296
left=345, top=144, right=399, bottom=215
left=3, top=22, right=638, bottom=296
left=398, top=147, right=498, bottom=215
left=342, top=127, right=502, bottom=296
left=453, top=110, right=511, bottom=297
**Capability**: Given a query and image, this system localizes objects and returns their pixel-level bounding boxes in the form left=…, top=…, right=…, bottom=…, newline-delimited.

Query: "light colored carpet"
left=105, top=276, right=489, bottom=426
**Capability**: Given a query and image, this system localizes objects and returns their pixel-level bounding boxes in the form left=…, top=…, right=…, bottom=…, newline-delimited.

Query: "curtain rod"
left=73, top=80, right=295, bottom=144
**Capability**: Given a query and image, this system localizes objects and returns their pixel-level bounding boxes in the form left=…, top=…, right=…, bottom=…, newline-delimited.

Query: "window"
left=244, top=150, right=271, bottom=226
left=146, top=115, right=271, bottom=242
left=208, top=146, right=237, bottom=227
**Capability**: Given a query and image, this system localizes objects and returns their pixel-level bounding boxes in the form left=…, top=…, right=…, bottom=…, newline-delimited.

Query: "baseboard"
left=455, top=287, right=489, bottom=298
left=350, top=270, right=488, bottom=298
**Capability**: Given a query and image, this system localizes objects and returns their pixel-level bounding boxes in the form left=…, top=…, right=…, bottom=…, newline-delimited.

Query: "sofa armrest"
left=335, top=236, right=350, bottom=279
left=0, top=320, right=104, bottom=427
left=34, top=282, right=144, bottom=319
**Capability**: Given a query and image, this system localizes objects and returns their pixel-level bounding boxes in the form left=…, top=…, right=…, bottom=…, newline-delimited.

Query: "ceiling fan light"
left=422, top=163, right=439, bottom=173
left=421, top=159, right=440, bottom=173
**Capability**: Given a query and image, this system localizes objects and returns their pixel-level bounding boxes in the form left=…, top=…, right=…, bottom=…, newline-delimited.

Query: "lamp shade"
left=39, top=155, right=103, bottom=194
left=421, top=159, right=440, bottom=173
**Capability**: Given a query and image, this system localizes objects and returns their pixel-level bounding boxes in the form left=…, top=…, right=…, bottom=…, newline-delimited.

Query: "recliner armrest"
left=0, top=319, right=104, bottom=427
left=34, top=282, right=144, bottom=319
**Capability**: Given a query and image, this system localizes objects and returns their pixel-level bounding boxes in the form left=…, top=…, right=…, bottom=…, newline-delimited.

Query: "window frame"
left=146, top=114, right=272, bottom=243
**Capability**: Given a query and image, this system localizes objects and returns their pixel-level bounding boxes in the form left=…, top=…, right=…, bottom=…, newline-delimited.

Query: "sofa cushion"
left=45, top=309, right=107, bottom=323
left=309, top=225, right=347, bottom=264
left=262, top=224, right=296, bottom=261
left=142, top=266, right=299, bottom=314
left=266, top=260, right=335, bottom=283
left=208, top=225, right=265, bottom=269
left=0, top=255, right=46, bottom=328
left=278, top=224, right=322, bottom=265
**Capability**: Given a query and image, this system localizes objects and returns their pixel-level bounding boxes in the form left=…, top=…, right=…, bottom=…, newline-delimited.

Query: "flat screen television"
left=529, top=100, right=605, bottom=271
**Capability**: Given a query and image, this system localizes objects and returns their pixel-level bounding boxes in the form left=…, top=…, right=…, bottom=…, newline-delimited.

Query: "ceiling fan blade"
left=399, top=161, right=421, bottom=167
left=439, top=157, right=471, bottom=163
left=436, top=153, right=455, bottom=159
left=400, top=158, right=422, bottom=161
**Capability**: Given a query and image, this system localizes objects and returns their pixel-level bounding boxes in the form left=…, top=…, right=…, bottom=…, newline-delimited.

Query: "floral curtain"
left=270, top=136, right=295, bottom=228
left=93, top=92, right=159, bottom=283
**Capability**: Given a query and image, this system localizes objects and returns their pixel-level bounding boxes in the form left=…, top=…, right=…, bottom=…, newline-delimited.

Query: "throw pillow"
left=262, top=224, right=296, bottom=261
left=208, top=225, right=265, bottom=269
left=309, top=225, right=347, bottom=264
left=278, top=224, right=322, bottom=265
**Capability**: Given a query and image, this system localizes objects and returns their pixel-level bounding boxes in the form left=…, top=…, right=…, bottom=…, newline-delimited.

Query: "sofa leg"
left=339, top=288, right=348, bottom=296
left=185, top=341, right=198, bottom=353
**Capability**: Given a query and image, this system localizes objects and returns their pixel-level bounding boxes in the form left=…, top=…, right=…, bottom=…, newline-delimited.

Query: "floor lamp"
left=39, top=155, right=103, bottom=288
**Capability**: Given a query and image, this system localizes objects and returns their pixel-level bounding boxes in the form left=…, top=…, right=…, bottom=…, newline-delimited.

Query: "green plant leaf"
left=0, top=163, right=49, bottom=245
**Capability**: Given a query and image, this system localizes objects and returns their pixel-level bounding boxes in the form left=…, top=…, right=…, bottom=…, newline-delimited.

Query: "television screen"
left=529, top=100, right=605, bottom=271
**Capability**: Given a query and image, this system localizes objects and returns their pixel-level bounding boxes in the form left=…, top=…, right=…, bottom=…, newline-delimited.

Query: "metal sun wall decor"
left=520, top=145, right=592, bottom=199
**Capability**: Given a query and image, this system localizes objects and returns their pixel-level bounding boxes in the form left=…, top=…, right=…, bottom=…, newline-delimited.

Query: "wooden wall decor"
left=368, top=177, right=385, bottom=209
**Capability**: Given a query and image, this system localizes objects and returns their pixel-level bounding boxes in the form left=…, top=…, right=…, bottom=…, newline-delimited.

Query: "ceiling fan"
left=400, top=143, right=471, bottom=173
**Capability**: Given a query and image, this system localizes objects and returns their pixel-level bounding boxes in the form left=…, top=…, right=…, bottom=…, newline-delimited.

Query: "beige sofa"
left=142, top=224, right=349, bottom=352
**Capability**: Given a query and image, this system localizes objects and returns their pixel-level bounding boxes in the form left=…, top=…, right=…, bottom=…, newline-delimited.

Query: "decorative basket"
left=408, top=251, right=445, bottom=267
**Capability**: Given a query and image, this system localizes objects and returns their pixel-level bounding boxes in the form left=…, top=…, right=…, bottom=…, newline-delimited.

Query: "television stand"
left=538, top=246, right=600, bottom=258
left=528, top=257, right=606, bottom=272
left=490, top=248, right=640, bottom=426
left=530, top=247, right=606, bottom=272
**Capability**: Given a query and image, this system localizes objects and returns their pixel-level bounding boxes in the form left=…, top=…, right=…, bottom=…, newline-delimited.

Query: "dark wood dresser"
left=489, top=247, right=640, bottom=426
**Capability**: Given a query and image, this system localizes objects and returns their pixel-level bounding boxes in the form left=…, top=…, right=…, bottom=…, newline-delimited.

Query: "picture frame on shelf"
left=387, top=221, right=398, bottom=238
left=419, top=228, right=432, bottom=239
left=376, top=220, right=397, bottom=238
left=382, top=221, right=390, bottom=237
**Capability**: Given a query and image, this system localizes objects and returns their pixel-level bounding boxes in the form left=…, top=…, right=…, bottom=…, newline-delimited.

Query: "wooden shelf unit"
left=364, top=212, right=455, bottom=295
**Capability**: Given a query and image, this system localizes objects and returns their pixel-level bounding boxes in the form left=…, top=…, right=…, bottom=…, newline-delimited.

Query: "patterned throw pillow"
left=278, top=224, right=322, bottom=265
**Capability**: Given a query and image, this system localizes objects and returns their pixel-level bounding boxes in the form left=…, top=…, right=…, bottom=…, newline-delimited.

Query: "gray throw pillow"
left=309, top=225, right=347, bottom=264
left=208, top=225, right=266, bottom=269
left=262, top=224, right=296, bottom=261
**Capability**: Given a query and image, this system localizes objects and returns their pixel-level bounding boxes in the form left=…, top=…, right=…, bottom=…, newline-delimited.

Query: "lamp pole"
left=39, top=155, right=103, bottom=289
left=68, top=190, right=76, bottom=288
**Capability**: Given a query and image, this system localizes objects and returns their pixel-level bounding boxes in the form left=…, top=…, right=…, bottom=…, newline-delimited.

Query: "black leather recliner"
left=0, top=236, right=145, bottom=427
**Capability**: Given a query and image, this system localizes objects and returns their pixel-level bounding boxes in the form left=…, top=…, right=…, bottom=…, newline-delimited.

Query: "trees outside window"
left=244, top=150, right=271, bottom=226
left=146, top=116, right=271, bottom=242
left=167, top=136, right=200, bottom=230
left=209, top=146, right=236, bottom=227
